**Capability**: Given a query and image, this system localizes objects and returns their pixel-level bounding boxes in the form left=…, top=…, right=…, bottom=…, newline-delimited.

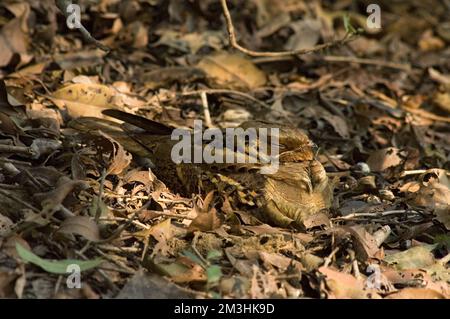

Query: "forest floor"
left=0, top=0, right=449, bottom=299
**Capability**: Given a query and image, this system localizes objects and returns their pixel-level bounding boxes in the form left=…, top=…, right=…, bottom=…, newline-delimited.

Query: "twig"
left=323, top=246, right=340, bottom=267
left=55, top=0, right=109, bottom=52
left=400, top=169, right=428, bottom=177
left=403, top=106, right=450, bottom=123
left=99, top=216, right=150, bottom=229
left=220, top=0, right=355, bottom=57
left=180, top=89, right=270, bottom=110
left=94, top=169, right=107, bottom=222
left=347, top=249, right=360, bottom=280
left=147, top=210, right=196, bottom=220
left=201, top=91, right=213, bottom=128
left=0, top=183, right=21, bottom=190
left=0, top=144, right=35, bottom=156
left=0, top=157, right=31, bottom=166
left=333, top=210, right=424, bottom=221
left=323, top=55, right=412, bottom=71
left=97, top=244, right=141, bottom=254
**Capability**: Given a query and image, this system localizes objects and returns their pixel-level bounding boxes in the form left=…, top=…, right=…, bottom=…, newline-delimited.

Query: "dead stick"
left=220, top=0, right=355, bottom=57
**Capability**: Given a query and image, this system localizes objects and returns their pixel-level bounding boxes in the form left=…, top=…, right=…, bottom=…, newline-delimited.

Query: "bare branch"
left=220, top=0, right=355, bottom=57
left=55, top=0, right=110, bottom=52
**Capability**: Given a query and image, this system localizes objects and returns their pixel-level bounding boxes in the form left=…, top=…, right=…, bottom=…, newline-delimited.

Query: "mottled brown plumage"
left=70, top=110, right=333, bottom=227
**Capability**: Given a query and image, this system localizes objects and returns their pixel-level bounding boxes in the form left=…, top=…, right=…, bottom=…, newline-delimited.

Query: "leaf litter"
left=0, top=0, right=448, bottom=299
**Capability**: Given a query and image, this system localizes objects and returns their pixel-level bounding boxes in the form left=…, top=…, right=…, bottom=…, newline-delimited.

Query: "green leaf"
left=16, top=243, right=103, bottom=274
left=206, top=249, right=222, bottom=261
left=343, top=14, right=357, bottom=34
left=206, top=265, right=222, bottom=284
left=434, top=234, right=450, bottom=249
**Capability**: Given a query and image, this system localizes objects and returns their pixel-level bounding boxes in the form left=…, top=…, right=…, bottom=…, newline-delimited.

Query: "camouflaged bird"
left=70, top=110, right=333, bottom=228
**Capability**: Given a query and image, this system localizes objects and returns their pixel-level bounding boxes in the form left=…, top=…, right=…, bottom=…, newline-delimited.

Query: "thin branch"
left=0, top=144, right=35, bottom=156
left=200, top=91, right=213, bottom=128
left=220, top=0, right=355, bottom=57
left=323, top=55, right=412, bottom=71
left=180, top=89, right=271, bottom=109
left=55, top=0, right=109, bottom=52
left=332, top=210, right=424, bottom=221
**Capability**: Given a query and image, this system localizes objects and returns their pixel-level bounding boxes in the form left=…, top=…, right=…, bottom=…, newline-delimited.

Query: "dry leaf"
left=197, top=51, right=267, bottom=90
left=384, top=245, right=436, bottom=270
left=367, top=147, right=403, bottom=172
left=285, top=19, right=321, bottom=51
left=58, top=216, right=101, bottom=242
left=97, top=131, right=132, bottom=175
left=49, top=83, right=124, bottom=119
left=386, top=288, right=446, bottom=299
left=319, top=266, right=381, bottom=299
left=0, top=3, right=32, bottom=67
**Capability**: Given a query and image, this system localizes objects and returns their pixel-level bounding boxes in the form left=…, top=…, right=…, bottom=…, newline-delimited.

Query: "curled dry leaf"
left=318, top=266, right=381, bottom=299
left=97, top=131, right=132, bottom=175
left=58, top=216, right=101, bottom=242
left=187, top=192, right=222, bottom=233
left=197, top=51, right=267, bottom=90
left=408, top=169, right=450, bottom=229
left=187, top=208, right=222, bottom=233
left=285, top=19, right=321, bottom=51
left=0, top=3, right=32, bottom=67
left=331, top=226, right=382, bottom=261
left=135, top=218, right=174, bottom=258
left=367, top=147, right=403, bottom=172
left=258, top=251, right=301, bottom=272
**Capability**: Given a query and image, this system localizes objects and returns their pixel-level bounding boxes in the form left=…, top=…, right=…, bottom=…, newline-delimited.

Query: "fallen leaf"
left=319, top=266, right=381, bottom=299
left=49, top=83, right=124, bottom=119
left=0, top=3, right=32, bottom=67
left=385, top=287, right=446, bottom=299
left=97, top=131, right=132, bottom=175
left=285, top=19, right=321, bottom=51
left=367, top=147, right=403, bottom=172
left=197, top=51, right=267, bottom=90
left=58, top=216, right=101, bottom=242
left=384, top=245, right=436, bottom=270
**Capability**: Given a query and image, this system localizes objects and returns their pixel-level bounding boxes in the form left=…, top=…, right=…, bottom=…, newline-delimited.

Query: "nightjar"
left=70, top=110, right=333, bottom=228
